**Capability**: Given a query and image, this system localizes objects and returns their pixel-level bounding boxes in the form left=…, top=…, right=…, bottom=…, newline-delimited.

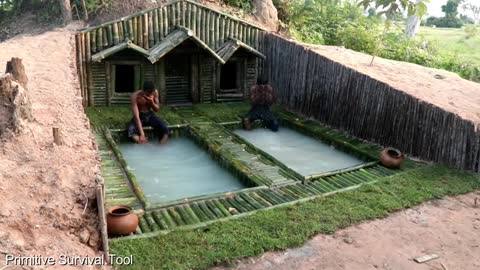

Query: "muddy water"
left=234, top=128, right=365, bottom=176
left=119, top=137, right=246, bottom=203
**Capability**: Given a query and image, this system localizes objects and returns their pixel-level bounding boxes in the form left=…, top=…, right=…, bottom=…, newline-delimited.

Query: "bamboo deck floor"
left=116, top=163, right=397, bottom=240
left=91, top=104, right=406, bottom=240
left=94, top=129, right=143, bottom=211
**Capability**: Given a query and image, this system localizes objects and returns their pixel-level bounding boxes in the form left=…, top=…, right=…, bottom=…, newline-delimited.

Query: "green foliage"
left=222, top=0, right=252, bottom=10
left=110, top=165, right=480, bottom=270
left=358, top=0, right=427, bottom=18
left=426, top=15, right=464, bottom=28
left=464, top=24, right=478, bottom=39
left=0, top=0, right=62, bottom=23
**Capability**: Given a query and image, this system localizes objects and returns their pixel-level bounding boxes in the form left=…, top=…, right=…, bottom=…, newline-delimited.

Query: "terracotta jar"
left=106, top=205, right=139, bottom=236
left=379, top=147, right=405, bottom=168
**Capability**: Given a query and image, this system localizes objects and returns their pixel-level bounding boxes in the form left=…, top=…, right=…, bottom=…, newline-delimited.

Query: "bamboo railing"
left=263, top=33, right=480, bottom=173
left=75, top=0, right=265, bottom=106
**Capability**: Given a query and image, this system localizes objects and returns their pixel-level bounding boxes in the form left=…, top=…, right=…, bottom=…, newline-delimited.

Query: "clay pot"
left=379, top=147, right=405, bottom=168
left=106, top=205, right=138, bottom=236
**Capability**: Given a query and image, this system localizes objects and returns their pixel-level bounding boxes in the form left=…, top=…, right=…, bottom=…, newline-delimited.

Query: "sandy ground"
left=295, top=40, right=480, bottom=125
left=213, top=192, right=480, bottom=270
left=0, top=24, right=103, bottom=269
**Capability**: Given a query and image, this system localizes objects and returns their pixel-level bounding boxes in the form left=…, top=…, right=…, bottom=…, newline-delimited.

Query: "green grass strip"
left=110, top=165, right=479, bottom=270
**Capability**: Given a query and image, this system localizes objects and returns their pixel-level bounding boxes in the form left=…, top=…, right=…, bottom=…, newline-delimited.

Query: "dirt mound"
left=0, top=24, right=101, bottom=268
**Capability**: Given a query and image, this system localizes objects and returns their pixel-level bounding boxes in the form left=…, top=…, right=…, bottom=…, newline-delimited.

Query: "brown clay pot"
left=106, top=205, right=139, bottom=236
left=379, top=147, right=405, bottom=168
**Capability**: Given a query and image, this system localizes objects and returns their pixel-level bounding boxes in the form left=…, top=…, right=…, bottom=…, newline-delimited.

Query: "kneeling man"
left=128, top=81, right=169, bottom=144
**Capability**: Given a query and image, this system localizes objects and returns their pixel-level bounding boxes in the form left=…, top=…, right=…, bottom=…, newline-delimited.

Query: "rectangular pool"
left=234, top=127, right=365, bottom=176
left=119, top=137, right=247, bottom=204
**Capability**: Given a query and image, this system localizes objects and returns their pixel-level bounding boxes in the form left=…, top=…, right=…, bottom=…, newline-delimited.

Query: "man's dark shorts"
left=127, top=111, right=169, bottom=139
left=245, top=105, right=279, bottom=132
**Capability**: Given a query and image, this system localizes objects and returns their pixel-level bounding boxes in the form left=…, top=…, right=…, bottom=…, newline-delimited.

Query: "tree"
left=463, top=3, right=480, bottom=24
left=58, top=0, right=72, bottom=24
left=405, top=0, right=425, bottom=37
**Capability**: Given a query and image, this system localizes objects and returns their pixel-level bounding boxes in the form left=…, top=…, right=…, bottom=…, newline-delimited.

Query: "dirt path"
left=213, top=192, right=480, bottom=270
left=0, top=24, right=102, bottom=269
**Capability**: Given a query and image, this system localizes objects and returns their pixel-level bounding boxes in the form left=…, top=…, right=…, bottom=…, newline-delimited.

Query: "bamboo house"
left=76, top=0, right=266, bottom=106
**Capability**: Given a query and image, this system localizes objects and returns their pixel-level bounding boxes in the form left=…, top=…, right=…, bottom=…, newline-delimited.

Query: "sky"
left=426, top=0, right=477, bottom=18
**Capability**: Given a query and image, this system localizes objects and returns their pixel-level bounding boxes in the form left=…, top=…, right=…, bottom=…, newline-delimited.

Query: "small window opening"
left=220, top=62, right=237, bottom=90
left=115, top=65, right=135, bottom=93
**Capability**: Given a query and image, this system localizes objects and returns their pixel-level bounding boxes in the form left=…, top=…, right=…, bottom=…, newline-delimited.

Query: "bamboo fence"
left=263, top=33, right=480, bottom=173
left=75, top=0, right=265, bottom=106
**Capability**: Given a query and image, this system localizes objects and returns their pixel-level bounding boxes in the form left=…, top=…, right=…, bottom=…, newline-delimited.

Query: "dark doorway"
left=220, top=62, right=238, bottom=90
left=165, top=55, right=191, bottom=105
left=115, top=65, right=135, bottom=93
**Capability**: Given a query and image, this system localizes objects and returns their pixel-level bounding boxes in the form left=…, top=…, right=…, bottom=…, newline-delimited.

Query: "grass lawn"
left=418, top=26, right=480, bottom=66
left=110, top=165, right=480, bottom=270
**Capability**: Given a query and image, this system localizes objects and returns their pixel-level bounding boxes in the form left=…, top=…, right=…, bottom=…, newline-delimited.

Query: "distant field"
left=417, top=26, right=480, bottom=66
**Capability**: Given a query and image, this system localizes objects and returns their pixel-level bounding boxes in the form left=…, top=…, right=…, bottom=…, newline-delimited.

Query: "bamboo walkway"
left=115, top=163, right=397, bottom=239
left=176, top=107, right=299, bottom=186
left=94, top=129, right=142, bottom=210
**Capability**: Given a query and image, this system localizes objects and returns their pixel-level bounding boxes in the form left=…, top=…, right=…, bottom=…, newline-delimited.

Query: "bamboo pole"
left=215, top=13, right=220, bottom=49
left=148, top=12, right=154, bottom=48
left=225, top=18, right=230, bottom=40
left=112, top=23, right=119, bottom=45
left=159, top=8, right=164, bottom=39
left=133, top=16, right=139, bottom=44
left=83, top=33, right=90, bottom=106
left=181, top=0, right=186, bottom=27
left=143, top=13, right=149, bottom=49
left=96, top=182, right=110, bottom=263
left=171, top=4, right=176, bottom=30
left=153, top=9, right=159, bottom=44
left=119, top=21, right=126, bottom=42
left=85, top=32, right=93, bottom=106
left=75, top=34, right=84, bottom=103
left=133, top=17, right=143, bottom=46
left=107, top=24, right=113, bottom=46
left=102, top=27, right=108, bottom=48
left=96, top=28, right=103, bottom=51
left=190, top=3, right=195, bottom=33
left=163, top=6, right=169, bottom=36
left=126, top=19, right=132, bottom=41
left=199, top=7, right=205, bottom=41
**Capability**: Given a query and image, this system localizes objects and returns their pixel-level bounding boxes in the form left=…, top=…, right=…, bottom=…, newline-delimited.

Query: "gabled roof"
left=91, top=26, right=225, bottom=64
left=91, top=40, right=149, bottom=62
left=216, top=38, right=266, bottom=62
left=148, top=26, right=225, bottom=64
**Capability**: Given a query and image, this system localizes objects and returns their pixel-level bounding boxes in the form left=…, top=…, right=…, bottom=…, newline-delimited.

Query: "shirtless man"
left=127, top=81, right=169, bottom=144
left=243, top=75, right=279, bottom=132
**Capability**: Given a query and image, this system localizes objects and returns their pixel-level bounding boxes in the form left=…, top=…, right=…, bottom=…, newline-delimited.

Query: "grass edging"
left=110, top=165, right=480, bottom=270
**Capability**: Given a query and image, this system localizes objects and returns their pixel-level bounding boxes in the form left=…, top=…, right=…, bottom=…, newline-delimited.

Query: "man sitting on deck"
left=128, top=81, right=169, bottom=144
left=243, top=75, right=279, bottom=132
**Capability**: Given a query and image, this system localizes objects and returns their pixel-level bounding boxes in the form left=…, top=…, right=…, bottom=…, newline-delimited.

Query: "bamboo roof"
left=216, top=38, right=266, bottom=62
left=148, top=26, right=225, bottom=64
left=91, top=40, right=149, bottom=62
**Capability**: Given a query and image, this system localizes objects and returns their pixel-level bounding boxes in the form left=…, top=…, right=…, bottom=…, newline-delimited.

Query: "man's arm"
left=150, top=90, right=160, bottom=112
left=130, top=91, right=144, bottom=138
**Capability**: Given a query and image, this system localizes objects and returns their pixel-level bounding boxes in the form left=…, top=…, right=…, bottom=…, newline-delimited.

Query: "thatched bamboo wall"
left=75, top=0, right=265, bottom=106
left=263, top=33, right=480, bottom=172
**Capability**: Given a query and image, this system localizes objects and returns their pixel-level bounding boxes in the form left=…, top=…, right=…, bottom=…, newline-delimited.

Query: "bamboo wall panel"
left=200, top=55, right=214, bottom=103
left=91, top=63, right=107, bottom=106
left=245, top=57, right=257, bottom=98
left=262, top=33, right=480, bottom=172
